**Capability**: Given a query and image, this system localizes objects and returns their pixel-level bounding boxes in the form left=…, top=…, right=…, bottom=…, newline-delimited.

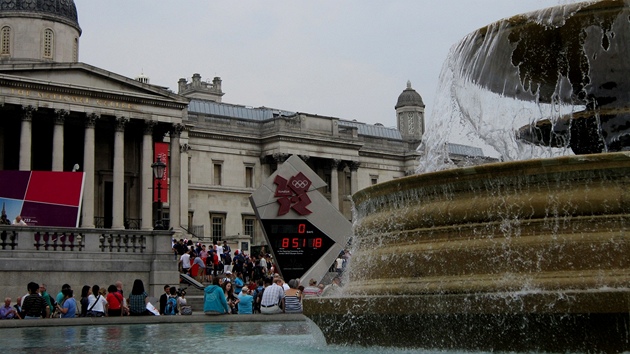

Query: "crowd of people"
left=0, top=238, right=344, bottom=320
left=173, top=238, right=342, bottom=315
left=0, top=280, right=150, bottom=320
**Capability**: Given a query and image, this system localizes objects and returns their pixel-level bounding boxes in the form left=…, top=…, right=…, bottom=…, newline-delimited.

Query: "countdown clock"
left=261, top=219, right=335, bottom=282
left=250, top=155, right=352, bottom=283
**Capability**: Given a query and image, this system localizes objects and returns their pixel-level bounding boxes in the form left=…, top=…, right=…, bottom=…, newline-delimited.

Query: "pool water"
left=2, top=321, right=472, bottom=353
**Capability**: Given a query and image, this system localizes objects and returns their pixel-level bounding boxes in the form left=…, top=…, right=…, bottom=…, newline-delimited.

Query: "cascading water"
left=304, top=1, right=630, bottom=351
left=419, top=0, right=630, bottom=173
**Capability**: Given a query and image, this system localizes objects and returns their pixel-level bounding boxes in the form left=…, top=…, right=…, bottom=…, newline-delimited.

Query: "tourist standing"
left=180, top=250, right=191, bottom=274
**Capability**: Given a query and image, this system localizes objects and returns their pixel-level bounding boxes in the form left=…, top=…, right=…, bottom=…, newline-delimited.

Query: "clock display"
left=261, top=219, right=334, bottom=281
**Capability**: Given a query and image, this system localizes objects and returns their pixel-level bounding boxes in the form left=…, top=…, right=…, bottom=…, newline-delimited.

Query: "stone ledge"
left=0, top=313, right=306, bottom=329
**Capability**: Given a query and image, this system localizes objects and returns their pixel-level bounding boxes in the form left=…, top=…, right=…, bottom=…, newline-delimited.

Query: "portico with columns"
left=0, top=63, right=189, bottom=232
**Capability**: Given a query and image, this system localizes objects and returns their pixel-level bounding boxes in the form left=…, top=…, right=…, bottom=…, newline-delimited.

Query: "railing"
left=0, top=225, right=171, bottom=254
left=94, top=217, right=142, bottom=230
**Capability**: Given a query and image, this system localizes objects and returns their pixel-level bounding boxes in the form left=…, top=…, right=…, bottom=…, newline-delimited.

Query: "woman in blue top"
left=237, top=287, right=253, bottom=314
left=204, top=276, right=230, bottom=315
left=57, top=288, right=77, bottom=318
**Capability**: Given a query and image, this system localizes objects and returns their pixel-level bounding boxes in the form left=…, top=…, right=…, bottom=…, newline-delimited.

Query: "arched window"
left=1, top=26, right=11, bottom=56
left=43, top=28, right=54, bottom=59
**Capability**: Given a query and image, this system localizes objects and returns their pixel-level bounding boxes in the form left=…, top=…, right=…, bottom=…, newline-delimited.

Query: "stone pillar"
left=112, top=117, right=128, bottom=230
left=180, top=142, right=191, bottom=230
left=348, top=161, right=361, bottom=195
left=19, top=106, right=36, bottom=171
left=330, top=159, right=341, bottom=210
left=52, top=109, right=68, bottom=171
left=169, top=124, right=183, bottom=231
left=141, top=120, right=156, bottom=230
left=81, top=113, right=99, bottom=228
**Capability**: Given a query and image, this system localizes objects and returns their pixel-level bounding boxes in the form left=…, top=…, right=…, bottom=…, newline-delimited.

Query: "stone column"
left=348, top=161, right=361, bottom=195
left=169, top=124, right=183, bottom=231
left=180, top=142, right=191, bottom=230
left=330, top=159, right=341, bottom=210
left=19, top=106, right=36, bottom=171
left=141, top=120, right=156, bottom=230
left=81, top=113, right=99, bottom=228
left=52, top=109, right=68, bottom=171
left=112, top=116, right=128, bottom=230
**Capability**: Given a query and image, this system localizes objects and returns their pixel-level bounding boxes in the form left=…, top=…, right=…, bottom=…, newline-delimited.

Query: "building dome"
left=395, top=81, right=424, bottom=109
left=0, top=0, right=80, bottom=33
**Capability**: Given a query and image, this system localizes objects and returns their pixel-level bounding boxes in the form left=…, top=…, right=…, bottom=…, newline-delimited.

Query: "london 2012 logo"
left=273, top=172, right=312, bottom=216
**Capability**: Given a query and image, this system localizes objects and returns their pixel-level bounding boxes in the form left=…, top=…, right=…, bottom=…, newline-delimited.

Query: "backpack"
left=164, top=297, right=178, bottom=315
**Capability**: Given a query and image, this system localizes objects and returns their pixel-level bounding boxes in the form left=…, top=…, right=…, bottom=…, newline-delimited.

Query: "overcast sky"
left=77, top=0, right=572, bottom=128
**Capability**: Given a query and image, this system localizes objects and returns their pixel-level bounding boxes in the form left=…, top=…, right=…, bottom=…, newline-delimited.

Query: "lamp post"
left=152, top=156, right=166, bottom=230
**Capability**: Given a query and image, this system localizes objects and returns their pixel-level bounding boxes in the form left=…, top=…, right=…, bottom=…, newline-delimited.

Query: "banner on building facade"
left=154, top=142, right=169, bottom=203
left=0, top=171, right=85, bottom=227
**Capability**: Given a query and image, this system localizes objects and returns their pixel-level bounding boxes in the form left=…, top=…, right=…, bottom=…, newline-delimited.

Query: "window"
left=43, top=29, right=54, bottom=59
left=211, top=214, right=225, bottom=243
left=213, top=163, right=222, bottom=185
left=73, top=37, right=78, bottom=62
left=188, top=156, right=192, bottom=184
left=243, top=216, right=260, bottom=245
left=245, top=166, right=254, bottom=188
left=371, top=175, right=379, bottom=185
left=1, top=26, right=10, bottom=55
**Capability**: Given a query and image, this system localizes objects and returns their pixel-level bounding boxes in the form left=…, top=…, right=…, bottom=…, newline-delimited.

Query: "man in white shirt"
left=260, top=277, right=284, bottom=314
left=12, top=215, right=27, bottom=226
left=180, top=250, right=191, bottom=274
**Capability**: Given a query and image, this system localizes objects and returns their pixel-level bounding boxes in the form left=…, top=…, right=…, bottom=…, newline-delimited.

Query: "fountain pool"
left=0, top=321, right=470, bottom=353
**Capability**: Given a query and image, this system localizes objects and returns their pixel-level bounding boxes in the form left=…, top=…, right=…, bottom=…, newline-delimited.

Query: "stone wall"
left=0, top=226, right=179, bottom=300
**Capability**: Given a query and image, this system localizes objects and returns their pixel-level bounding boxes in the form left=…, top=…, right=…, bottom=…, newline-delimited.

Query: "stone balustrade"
left=0, top=226, right=179, bottom=298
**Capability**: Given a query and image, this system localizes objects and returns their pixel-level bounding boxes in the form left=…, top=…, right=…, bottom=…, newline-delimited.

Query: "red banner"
left=154, top=142, right=169, bottom=203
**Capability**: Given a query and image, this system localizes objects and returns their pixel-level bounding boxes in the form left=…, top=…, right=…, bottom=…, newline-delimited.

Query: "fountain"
left=303, top=1, right=630, bottom=351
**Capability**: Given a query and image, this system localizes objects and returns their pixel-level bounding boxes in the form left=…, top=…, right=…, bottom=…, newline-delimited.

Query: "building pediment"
left=0, top=62, right=189, bottom=111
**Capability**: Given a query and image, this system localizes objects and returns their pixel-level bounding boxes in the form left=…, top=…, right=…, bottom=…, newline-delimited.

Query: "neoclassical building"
left=0, top=1, right=490, bottom=251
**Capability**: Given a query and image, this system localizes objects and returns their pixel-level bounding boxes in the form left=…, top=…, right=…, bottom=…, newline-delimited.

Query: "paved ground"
left=0, top=313, right=307, bottom=329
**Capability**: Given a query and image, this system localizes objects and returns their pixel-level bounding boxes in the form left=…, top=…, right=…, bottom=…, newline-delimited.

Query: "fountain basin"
left=304, top=153, right=630, bottom=351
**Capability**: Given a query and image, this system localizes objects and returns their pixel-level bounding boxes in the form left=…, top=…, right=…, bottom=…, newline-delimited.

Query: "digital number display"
left=261, top=219, right=334, bottom=281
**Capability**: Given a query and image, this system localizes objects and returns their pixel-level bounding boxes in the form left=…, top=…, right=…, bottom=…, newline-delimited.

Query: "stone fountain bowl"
left=304, top=153, right=630, bottom=351
left=458, top=0, right=630, bottom=106
left=455, top=0, right=630, bottom=154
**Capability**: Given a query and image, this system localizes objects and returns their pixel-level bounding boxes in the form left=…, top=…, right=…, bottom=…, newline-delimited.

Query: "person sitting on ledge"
left=260, top=276, right=285, bottom=314
left=203, top=276, right=230, bottom=315
left=0, top=297, right=21, bottom=319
